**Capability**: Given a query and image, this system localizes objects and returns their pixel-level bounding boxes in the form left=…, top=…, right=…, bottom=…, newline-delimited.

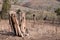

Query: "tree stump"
left=9, top=11, right=28, bottom=37
left=9, top=11, right=24, bottom=37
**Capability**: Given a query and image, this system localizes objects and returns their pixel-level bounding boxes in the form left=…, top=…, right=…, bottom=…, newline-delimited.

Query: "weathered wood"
left=9, top=11, right=16, bottom=35
left=9, top=10, right=29, bottom=37
left=9, top=11, right=24, bottom=37
left=11, top=14, right=24, bottom=37
left=21, top=11, right=26, bottom=35
left=16, top=10, right=28, bottom=36
left=17, top=10, right=26, bottom=35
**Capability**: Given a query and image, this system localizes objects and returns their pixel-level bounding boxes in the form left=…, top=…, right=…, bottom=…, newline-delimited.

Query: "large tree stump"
left=9, top=11, right=28, bottom=37
left=9, top=11, right=24, bottom=37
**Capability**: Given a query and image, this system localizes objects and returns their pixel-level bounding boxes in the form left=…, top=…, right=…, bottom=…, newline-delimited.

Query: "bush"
left=26, top=11, right=33, bottom=20
left=55, top=8, right=60, bottom=23
left=55, top=8, right=60, bottom=16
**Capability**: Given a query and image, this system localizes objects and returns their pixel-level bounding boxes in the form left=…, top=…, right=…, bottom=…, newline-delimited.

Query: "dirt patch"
left=0, top=20, right=60, bottom=40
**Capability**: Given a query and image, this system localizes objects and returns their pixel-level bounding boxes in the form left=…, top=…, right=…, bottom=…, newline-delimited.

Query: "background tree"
left=1, top=0, right=11, bottom=19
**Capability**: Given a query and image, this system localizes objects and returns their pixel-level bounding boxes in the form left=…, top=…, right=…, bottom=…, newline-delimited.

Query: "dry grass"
left=0, top=20, right=60, bottom=40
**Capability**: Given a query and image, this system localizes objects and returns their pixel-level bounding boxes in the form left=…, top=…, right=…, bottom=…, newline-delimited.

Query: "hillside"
left=22, top=0, right=60, bottom=11
left=0, top=0, right=60, bottom=12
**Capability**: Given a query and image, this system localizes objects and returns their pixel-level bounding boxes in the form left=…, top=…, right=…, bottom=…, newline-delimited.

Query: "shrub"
left=55, top=8, right=60, bottom=23
left=26, top=11, right=33, bottom=20
left=55, top=8, right=60, bottom=16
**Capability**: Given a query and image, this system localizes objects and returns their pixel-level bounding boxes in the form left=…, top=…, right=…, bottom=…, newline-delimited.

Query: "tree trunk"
left=1, top=0, right=11, bottom=19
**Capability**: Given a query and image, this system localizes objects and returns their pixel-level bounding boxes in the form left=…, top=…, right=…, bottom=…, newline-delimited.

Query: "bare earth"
left=0, top=20, right=60, bottom=40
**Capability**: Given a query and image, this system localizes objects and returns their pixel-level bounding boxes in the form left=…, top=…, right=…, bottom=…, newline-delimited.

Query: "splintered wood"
left=9, top=10, right=28, bottom=37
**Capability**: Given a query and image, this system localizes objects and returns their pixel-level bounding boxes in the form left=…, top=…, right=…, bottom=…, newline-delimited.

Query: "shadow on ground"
left=0, top=30, right=15, bottom=36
